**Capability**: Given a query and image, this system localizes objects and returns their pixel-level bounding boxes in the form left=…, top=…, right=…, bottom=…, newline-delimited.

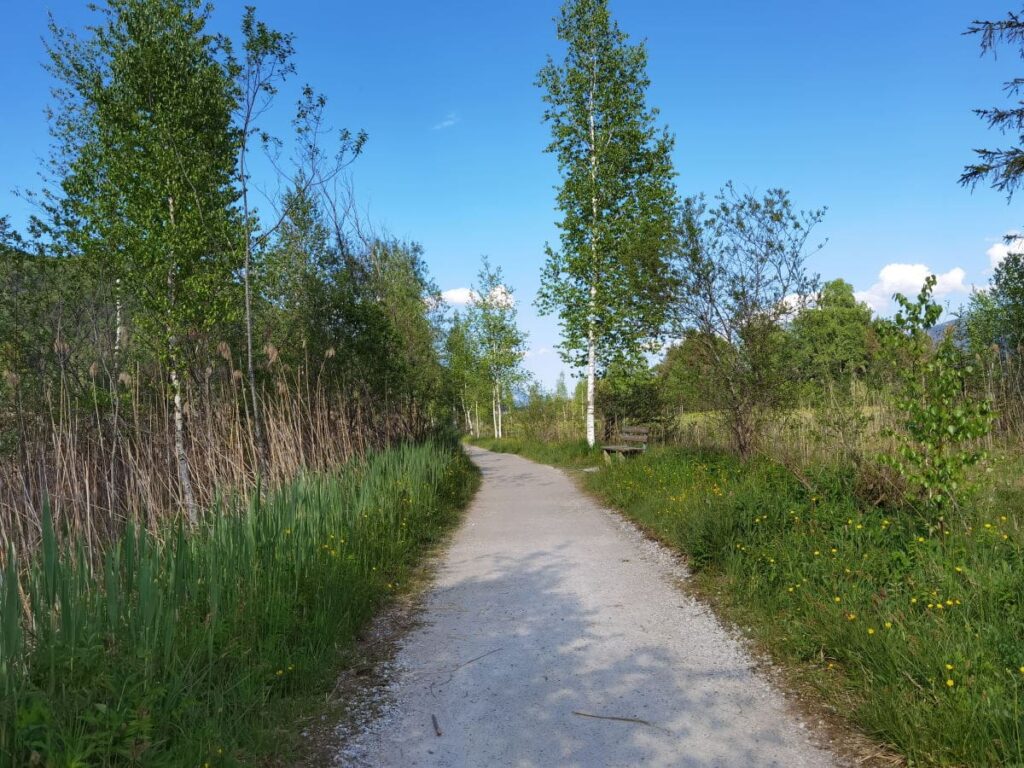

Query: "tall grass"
left=0, top=353, right=435, bottom=560
left=0, top=439, right=477, bottom=766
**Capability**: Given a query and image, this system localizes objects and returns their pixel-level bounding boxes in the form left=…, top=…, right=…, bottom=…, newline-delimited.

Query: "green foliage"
left=536, top=0, right=679, bottom=445
left=469, top=259, right=527, bottom=389
left=501, top=381, right=585, bottom=443
left=468, top=258, right=528, bottom=437
left=790, top=279, right=876, bottom=388
left=992, top=251, right=1024, bottom=350
left=0, top=441, right=477, bottom=766
left=595, top=361, right=662, bottom=433
left=44, top=0, right=243, bottom=361
left=674, top=186, right=824, bottom=458
left=880, top=276, right=995, bottom=520
left=443, top=311, right=487, bottom=434
left=655, top=330, right=725, bottom=414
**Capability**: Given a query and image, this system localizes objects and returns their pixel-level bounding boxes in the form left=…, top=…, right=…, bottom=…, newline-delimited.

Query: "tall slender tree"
left=231, top=7, right=296, bottom=479
left=536, top=0, right=679, bottom=446
left=469, top=258, right=527, bottom=439
left=443, top=311, right=485, bottom=436
left=44, top=0, right=242, bottom=523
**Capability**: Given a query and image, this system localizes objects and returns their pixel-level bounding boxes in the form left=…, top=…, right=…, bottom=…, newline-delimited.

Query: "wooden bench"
left=601, top=425, right=649, bottom=463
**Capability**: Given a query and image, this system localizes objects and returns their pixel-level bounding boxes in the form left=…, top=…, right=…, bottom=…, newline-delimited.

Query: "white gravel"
left=336, top=446, right=839, bottom=767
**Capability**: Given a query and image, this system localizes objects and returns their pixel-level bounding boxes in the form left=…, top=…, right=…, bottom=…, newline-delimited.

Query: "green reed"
left=0, top=440, right=477, bottom=766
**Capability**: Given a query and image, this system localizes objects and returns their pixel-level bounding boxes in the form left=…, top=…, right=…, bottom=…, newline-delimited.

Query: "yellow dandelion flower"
left=867, top=627, right=876, bottom=635
left=946, top=679, right=955, bottom=687
left=884, top=621, right=892, bottom=629
left=834, top=596, right=842, bottom=603
left=945, top=664, right=954, bottom=670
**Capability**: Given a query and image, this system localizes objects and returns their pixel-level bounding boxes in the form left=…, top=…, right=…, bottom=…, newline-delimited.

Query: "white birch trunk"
left=491, top=380, right=499, bottom=438
left=586, top=321, right=596, bottom=447
left=491, top=383, right=499, bottom=438
left=170, top=364, right=197, bottom=525
left=587, top=70, right=599, bottom=449
left=167, top=195, right=197, bottom=525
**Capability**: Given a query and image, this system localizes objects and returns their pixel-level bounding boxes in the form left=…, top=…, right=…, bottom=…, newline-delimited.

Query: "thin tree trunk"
left=491, top=380, right=499, bottom=438
left=586, top=323, right=596, bottom=447
left=167, top=195, right=197, bottom=525
left=241, top=154, right=269, bottom=480
left=586, top=67, right=599, bottom=449
left=491, top=383, right=498, bottom=438
left=170, top=364, right=196, bottom=524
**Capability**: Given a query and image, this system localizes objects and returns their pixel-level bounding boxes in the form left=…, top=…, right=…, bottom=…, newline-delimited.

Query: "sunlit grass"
left=0, top=440, right=478, bottom=766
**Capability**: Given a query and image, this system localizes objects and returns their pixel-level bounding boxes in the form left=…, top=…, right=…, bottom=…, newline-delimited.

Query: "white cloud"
left=432, top=112, right=459, bottom=130
left=441, top=285, right=514, bottom=308
left=779, top=292, right=813, bottom=320
left=986, top=234, right=1024, bottom=270
left=442, top=287, right=476, bottom=306
left=524, top=347, right=551, bottom=359
left=487, top=284, right=515, bottom=308
left=855, top=263, right=968, bottom=313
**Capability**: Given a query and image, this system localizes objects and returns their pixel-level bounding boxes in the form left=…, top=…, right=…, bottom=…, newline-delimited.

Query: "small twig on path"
left=429, top=648, right=505, bottom=698
left=431, top=714, right=443, bottom=737
left=572, top=710, right=666, bottom=732
left=451, top=647, right=503, bottom=672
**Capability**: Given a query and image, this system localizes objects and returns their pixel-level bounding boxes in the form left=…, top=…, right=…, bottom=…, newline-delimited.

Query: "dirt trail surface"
left=337, top=447, right=839, bottom=767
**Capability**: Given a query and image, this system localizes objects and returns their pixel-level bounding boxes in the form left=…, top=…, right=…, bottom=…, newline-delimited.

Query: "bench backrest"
left=618, top=426, right=649, bottom=444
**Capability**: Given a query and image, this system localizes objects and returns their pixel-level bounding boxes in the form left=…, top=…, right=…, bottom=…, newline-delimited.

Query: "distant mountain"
left=927, top=318, right=960, bottom=343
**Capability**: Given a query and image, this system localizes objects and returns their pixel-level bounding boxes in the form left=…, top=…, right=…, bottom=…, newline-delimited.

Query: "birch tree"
left=469, top=258, right=527, bottom=439
left=536, top=0, right=678, bottom=446
left=44, top=0, right=242, bottom=523
left=443, top=311, right=485, bottom=436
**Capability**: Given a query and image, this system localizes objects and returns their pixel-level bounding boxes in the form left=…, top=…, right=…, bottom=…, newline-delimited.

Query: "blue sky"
left=2, top=1, right=1021, bottom=387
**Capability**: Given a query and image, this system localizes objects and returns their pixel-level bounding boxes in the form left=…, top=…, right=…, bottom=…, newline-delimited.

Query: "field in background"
left=472, top=437, right=1024, bottom=766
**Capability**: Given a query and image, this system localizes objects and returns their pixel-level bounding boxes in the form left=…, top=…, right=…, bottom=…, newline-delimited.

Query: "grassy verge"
left=472, top=437, right=1024, bottom=766
left=0, top=440, right=478, bottom=767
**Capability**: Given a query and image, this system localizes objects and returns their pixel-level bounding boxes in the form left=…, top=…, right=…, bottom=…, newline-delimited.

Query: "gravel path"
left=337, top=446, right=839, bottom=767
